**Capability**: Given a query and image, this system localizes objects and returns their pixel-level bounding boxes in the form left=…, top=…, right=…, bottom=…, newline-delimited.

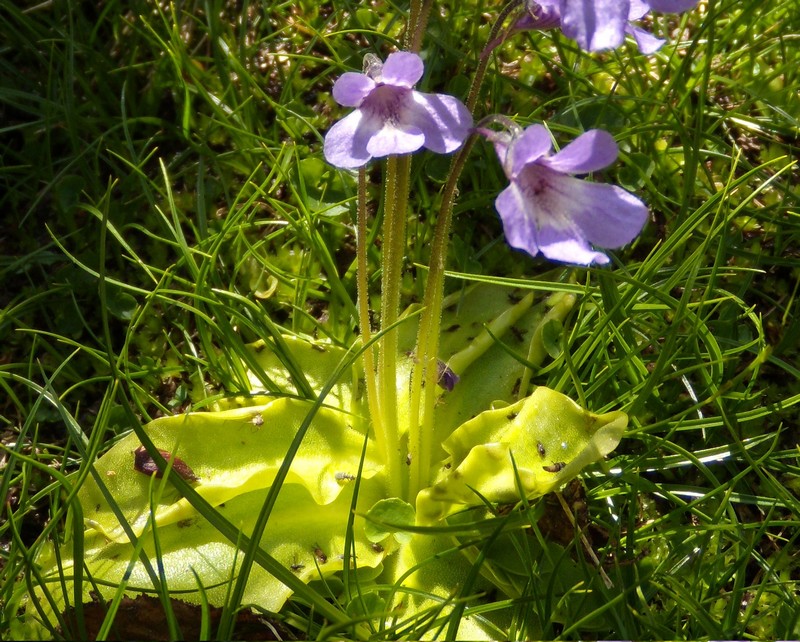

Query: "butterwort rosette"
left=323, top=52, right=473, bottom=169
left=504, top=0, right=699, bottom=53
left=482, top=122, right=648, bottom=265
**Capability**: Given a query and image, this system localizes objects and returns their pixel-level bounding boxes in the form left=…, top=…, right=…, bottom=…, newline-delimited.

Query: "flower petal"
left=550, top=175, right=649, bottom=248
left=496, top=177, right=610, bottom=265
left=497, top=165, right=647, bottom=264
left=499, top=166, right=612, bottom=264
left=495, top=184, right=541, bottom=258
left=323, top=110, right=375, bottom=169
left=509, top=124, right=552, bottom=178
left=559, top=0, right=630, bottom=51
left=628, top=0, right=650, bottom=20
left=544, top=129, right=618, bottom=174
left=521, top=0, right=562, bottom=29
left=407, top=91, right=473, bottom=154
left=537, top=224, right=610, bottom=264
left=365, top=122, right=426, bottom=158
left=647, top=0, right=698, bottom=12
left=626, top=24, right=666, bottom=54
left=381, top=52, right=424, bottom=88
left=332, top=72, right=375, bottom=107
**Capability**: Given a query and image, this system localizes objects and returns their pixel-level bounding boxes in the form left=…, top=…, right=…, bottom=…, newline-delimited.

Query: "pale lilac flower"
left=483, top=124, right=648, bottom=265
left=502, top=0, right=698, bottom=54
left=323, top=52, right=473, bottom=169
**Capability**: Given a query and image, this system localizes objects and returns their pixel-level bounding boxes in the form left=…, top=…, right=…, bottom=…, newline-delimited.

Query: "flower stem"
left=379, top=155, right=411, bottom=497
left=405, top=0, right=526, bottom=503
left=356, top=168, right=384, bottom=459
left=408, top=0, right=422, bottom=48
left=407, top=136, right=475, bottom=502
left=407, top=0, right=434, bottom=52
left=468, top=0, right=524, bottom=112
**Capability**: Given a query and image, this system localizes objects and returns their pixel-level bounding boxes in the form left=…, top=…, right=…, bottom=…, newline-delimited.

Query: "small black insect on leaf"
left=133, top=446, right=199, bottom=482
left=314, top=546, right=328, bottom=564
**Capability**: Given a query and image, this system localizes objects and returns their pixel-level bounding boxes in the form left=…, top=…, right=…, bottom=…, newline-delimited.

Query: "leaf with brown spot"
left=60, top=594, right=295, bottom=641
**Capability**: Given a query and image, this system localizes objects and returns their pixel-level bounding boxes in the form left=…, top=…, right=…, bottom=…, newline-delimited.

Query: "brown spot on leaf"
left=59, top=594, right=296, bottom=640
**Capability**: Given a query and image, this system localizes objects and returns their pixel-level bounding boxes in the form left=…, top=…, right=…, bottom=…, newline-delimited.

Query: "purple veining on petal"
left=520, top=0, right=563, bottom=30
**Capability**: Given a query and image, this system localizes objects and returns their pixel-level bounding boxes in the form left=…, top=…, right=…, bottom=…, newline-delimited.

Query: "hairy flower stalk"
left=378, top=154, right=411, bottom=495
left=356, top=167, right=383, bottom=461
left=324, top=52, right=472, bottom=498
left=407, top=136, right=477, bottom=500
left=407, top=0, right=434, bottom=52
left=406, top=6, right=527, bottom=497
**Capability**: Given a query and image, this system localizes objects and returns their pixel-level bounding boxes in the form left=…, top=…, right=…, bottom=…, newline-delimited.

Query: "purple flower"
left=323, top=52, right=473, bottom=169
left=484, top=124, right=648, bottom=265
left=436, top=359, right=460, bottom=391
left=505, top=0, right=698, bottom=53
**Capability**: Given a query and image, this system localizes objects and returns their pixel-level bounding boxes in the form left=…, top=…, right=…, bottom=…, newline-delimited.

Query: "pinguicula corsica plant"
left=15, top=0, right=700, bottom=639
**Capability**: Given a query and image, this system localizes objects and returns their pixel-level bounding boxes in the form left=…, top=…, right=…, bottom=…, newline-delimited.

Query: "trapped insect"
left=133, top=446, right=199, bottom=482
left=314, top=546, right=328, bottom=564
left=542, top=462, right=566, bottom=473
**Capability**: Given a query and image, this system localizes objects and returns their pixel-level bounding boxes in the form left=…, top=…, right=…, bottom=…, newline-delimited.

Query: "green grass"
left=1, top=0, right=799, bottom=639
